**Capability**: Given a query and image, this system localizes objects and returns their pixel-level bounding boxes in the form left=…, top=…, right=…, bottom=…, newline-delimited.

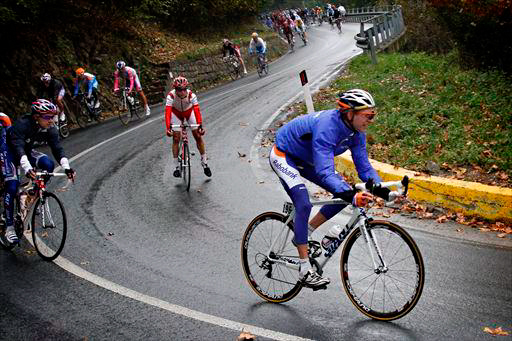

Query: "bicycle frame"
left=266, top=178, right=408, bottom=274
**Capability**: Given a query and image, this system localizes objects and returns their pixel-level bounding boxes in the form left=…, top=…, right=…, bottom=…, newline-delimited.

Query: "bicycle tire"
left=131, top=100, right=143, bottom=120
left=182, top=142, right=191, bottom=191
left=241, top=211, right=303, bottom=303
left=59, top=123, right=70, bottom=138
left=31, top=192, right=67, bottom=261
left=257, top=61, right=263, bottom=78
left=118, top=104, right=131, bottom=125
left=76, top=106, right=90, bottom=128
left=340, top=220, right=424, bottom=321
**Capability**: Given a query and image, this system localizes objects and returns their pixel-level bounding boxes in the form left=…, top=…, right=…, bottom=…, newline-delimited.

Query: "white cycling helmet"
left=337, top=89, right=376, bottom=110
left=116, top=61, right=126, bottom=70
left=41, top=73, right=51, bottom=82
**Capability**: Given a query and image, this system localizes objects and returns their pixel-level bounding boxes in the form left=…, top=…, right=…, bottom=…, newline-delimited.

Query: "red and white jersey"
left=164, top=89, right=202, bottom=130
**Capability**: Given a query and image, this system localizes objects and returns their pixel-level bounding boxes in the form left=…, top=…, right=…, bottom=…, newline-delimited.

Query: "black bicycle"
left=75, top=92, right=103, bottom=128
left=256, top=53, right=268, bottom=78
left=0, top=171, right=69, bottom=261
left=117, top=87, right=143, bottom=125
left=170, top=123, right=200, bottom=191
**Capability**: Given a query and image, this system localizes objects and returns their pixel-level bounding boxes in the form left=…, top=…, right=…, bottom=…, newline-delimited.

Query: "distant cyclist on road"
left=113, top=61, right=151, bottom=116
left=2, top=100, right=76, bottom=244
left=164, top=76, right=211, bottom=178
left=37, top=73, right=66, bottom=123
left=269, top=89, right=393, bottom=288
left=222, top=38, right=247, bottom=74
left=248, top=32, right=267, bottom=63
left=73, top=67, right=100, bottom=114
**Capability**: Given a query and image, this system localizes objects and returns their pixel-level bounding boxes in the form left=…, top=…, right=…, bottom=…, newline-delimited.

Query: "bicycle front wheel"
left=340, top=220, right=424, bottom=321
left=31, top=192, right=67, bottom=261
left=131, top=100, right=143, bottom=119
left=76, top=107, right=89, bottom=128
left=241, top=211, right=302, bottom=303
left=181, top=142, right=191, bottom=191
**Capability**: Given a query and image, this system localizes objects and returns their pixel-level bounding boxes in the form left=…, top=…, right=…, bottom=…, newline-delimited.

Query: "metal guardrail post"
left=367, top=29, right=378, bottom=64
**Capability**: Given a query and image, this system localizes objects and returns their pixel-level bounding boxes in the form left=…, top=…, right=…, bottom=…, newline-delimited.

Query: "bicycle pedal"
left=311, top=284, right=328, bottom=291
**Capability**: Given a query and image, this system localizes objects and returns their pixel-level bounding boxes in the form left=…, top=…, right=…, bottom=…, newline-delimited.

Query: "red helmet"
left=173, top=76, right=189, bottom=90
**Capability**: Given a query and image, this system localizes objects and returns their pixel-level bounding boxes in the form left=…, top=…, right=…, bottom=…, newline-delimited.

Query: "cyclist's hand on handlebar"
left=65, top=168, right=76, bottom=182
left=166, top=129, right=173, bottom=137
left=26, top=169, right=36, bottom=180
left=352, top=192, right=373, bottom=207
left=198, top=125, right=205, bottom=136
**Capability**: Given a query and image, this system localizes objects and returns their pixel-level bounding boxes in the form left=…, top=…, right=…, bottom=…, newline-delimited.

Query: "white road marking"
left=53, top=255, right=313, bottom=341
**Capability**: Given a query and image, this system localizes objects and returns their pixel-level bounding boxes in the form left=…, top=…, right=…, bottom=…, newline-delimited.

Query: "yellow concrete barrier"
left=335, top=151, right=512, bottom=222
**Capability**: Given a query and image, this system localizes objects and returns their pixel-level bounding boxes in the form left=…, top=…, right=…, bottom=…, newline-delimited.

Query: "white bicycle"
left=241, top=176, right=425, bottom=321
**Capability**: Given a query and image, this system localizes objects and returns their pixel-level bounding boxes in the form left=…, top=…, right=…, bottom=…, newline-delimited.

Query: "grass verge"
left=287, top=51, right=511, bottom=188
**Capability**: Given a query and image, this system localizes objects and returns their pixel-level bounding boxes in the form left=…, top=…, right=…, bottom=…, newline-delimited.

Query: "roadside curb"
left=335, top=152, right=512, bottom=222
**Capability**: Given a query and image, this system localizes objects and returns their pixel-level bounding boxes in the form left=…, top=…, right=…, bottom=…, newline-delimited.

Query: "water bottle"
left=127, top=96, right=134, bottom=105
left=321, top=224, right=342, bottom=250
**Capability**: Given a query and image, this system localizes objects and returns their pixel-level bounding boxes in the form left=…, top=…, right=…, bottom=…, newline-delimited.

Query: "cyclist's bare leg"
left=192, top=129, right=206, bottom=156
left=172, top=131, right=181, bottom=158
left=309, top=211, right=327, bottom=230
left=138, top=90, right=149, bottom=108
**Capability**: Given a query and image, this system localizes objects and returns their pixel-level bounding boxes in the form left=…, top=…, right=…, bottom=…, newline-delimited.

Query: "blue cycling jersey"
left=275, top=109, right=380, bottom=194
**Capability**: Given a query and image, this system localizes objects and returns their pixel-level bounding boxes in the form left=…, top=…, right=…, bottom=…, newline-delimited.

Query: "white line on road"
left=53, top=256, right=313, bottom=341
left=51, top=105, right=314, bottom=341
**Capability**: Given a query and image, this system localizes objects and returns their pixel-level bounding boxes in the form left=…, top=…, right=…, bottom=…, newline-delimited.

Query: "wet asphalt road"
left=1, top=23, right=511, bottom=340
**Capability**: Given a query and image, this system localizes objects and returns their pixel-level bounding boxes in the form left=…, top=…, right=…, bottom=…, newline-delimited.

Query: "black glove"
left=372, top=185, right=391, bottom=201
left=333, top=189, right=356, bottom=204
left=65, top=168, right=76, bottom=182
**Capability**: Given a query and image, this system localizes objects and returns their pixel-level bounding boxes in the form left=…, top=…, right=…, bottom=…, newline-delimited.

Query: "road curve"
left=1, top=23, right=511, bottom=340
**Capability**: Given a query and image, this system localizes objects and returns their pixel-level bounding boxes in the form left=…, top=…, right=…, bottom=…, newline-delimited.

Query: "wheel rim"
left=341, top=223, right=424, bottom=320
left=31, top=194, right=67, bottom=261
left=241, top=212, right=302, bottom=302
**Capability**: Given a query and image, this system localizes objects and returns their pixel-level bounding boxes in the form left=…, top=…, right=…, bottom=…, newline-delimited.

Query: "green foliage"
left=304, top=52, right=512, bottom=178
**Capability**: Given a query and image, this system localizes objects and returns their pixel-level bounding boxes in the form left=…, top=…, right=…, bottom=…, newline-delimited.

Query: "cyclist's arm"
left=128, top=72, right=135, bottom=93
left=113, top=71, right=120, bottom=91
left=73, top=79, right=80, bottom=97
left=87, top=77, right=95, bottom=98
left=47, top=127, right=66, bottom=163
left=9, top=125, right=29, bottom=172
left=350, top=133, right=380, bottom=183
left=190, top=93, right=202, bottom=125
left=164, top=92, right=174, bottom=131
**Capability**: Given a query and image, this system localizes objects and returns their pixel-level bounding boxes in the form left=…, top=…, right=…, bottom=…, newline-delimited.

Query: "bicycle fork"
left=358, top=217, right=388, bottom=273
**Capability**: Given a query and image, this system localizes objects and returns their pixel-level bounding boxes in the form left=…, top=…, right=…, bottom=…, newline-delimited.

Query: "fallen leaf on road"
left=483, top=326, right=509, bottom=336
left=80, top=261, right=90, bottom=265
left=237, top=152, right=246, bottom=158
left=456, top=228, right=464, bottom=233
left=238, top=330, right=256, bottom=340
left=479, top=228, right=491, bottom=232
left=497, top=233, right=507, bottom=238
left=258, top=180, right=265, bottom=184
left=436, top=215, right=448, bottom=223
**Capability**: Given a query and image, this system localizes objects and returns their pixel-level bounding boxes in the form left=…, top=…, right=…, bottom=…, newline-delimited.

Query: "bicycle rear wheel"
left=340, top=220, right=424, bottom=321
left=31, top=192, right=67, bottom=261
left=181, top=142, right=191, bottom=191
left=241, top=211, right=302, bottom=303
left=59, top=121, right=70, bottom=138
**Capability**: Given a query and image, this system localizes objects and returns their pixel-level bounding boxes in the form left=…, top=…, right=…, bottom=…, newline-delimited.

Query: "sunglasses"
left=175, top=88, right=187, bottom=92
left=39, top=114, right=55, bottom=121
left=364, top=113, right=377, bottom=120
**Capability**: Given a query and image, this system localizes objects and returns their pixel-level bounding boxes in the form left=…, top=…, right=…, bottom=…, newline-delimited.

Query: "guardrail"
left=346, top=6, right=406, bottom=64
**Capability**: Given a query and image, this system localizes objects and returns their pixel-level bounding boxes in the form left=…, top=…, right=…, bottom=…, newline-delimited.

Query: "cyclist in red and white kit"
left=164, top=76, right=211, bottom=177
left=113, top=61, right=151, bottom=116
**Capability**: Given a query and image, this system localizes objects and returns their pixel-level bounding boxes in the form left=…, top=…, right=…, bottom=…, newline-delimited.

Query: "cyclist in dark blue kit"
left=269, top=89, right=393, bottom=288
left=1, top=99, right=75, bottom=244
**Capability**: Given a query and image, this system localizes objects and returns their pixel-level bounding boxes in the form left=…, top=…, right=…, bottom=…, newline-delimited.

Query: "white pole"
left=300, top=70, right=315, bottom=113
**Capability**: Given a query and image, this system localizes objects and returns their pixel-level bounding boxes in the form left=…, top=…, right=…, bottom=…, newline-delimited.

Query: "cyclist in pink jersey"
left=113, top=61, right=151, bottom=116
left=164, top=76, right=211, bottom=178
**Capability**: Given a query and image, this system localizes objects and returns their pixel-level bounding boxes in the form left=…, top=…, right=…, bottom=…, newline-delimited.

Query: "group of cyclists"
left=0, top=60, right=154, bottom=244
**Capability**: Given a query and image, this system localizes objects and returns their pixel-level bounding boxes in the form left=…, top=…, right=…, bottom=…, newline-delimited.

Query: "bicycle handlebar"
left=354, top=175, right=409, bottom=198
left=170, top=123, right=201, bottom=129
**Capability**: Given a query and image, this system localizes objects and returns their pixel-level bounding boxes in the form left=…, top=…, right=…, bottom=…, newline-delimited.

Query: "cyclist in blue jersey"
left=248, top=32, right=267, bottom=63
left=73, top=67, right=100, bottom=114
left=269, top=89, right=393, bottom=288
